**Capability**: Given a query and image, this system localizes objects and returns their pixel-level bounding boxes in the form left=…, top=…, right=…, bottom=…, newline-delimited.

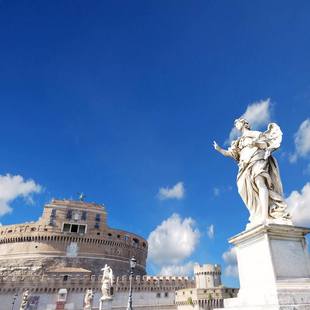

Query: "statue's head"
left=85, top=289, right=94, bottom=300
left=234, top=118, right=250, bottom=131
left=23, top=290, right=29, bottom=299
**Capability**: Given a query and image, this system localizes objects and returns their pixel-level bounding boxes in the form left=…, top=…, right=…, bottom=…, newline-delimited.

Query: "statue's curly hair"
left=234, top=118, right=250, bottom=129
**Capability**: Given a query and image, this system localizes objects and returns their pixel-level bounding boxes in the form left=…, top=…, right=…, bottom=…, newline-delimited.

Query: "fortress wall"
left=0, top=233, right=147, bottom=276
left=0, top=239, right=146, bottom=259
left=0, top=257, right=146, bottom=277
left=0, top=228, right=147, bottom=246
left=0, top=231, right=147, bottom=253
left=0, top=274, right=194, bottom=291
left=0, top=275, right=193, bottom=310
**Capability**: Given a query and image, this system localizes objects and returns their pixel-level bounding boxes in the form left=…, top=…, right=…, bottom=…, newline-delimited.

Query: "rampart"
left=0, top=274, right=195, bottom=294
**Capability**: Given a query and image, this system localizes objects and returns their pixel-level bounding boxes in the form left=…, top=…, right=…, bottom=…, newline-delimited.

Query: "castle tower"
left=0, top=199, right=148, bottom=277
left=194, top=264, right=222, bottom=288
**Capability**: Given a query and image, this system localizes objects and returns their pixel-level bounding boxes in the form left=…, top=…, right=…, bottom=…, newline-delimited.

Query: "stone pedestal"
left=224, top=224, right=310, bottom=310
left=55, top=301, right=65, bottom=310
left=99, top=298, right=112, bottom=310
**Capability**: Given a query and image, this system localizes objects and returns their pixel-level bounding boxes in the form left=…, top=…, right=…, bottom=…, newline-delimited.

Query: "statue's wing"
left=264, top=123, right=283, bottom=150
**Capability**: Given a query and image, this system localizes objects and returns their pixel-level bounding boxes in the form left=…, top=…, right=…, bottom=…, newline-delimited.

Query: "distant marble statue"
left=101, top=264, right=113, bottom=300
left=84, top=289, right=94, bottom=310
left=20, top=290, right=30, bottom=310
left=214, top=118, right=291, bottom=228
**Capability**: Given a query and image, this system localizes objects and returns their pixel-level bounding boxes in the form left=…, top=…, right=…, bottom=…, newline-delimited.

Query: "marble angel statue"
left=20, top=290, right=30, bottom=310
left=84, top=289, right=94, bottom=310
left=213, top=118, right=291, bottom=229
left=101, top=264, right=114, bottom=300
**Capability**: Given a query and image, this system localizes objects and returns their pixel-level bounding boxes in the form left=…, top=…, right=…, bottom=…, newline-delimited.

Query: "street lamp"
left=11, top=293, right=18, bottom=310
left=126, top=256, right=137, bottom=310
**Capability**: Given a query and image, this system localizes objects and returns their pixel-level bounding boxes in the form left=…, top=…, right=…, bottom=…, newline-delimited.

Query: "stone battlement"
left=194, top=264, right=221, bottom=275
left=0, top=274, right=195, bottom=293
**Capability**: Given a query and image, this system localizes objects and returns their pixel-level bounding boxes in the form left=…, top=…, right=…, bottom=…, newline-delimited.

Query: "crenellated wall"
left=0, top=274, right=194, bottom=310
left=0, top=274, right=194, bottom=293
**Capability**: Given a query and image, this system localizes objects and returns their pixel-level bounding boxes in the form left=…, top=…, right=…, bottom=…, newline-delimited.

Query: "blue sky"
left=0, top=1, right=310, bottom=287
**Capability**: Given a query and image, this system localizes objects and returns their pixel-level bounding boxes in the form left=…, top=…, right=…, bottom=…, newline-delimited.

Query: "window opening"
left=71, top=224, right=78, bottom=233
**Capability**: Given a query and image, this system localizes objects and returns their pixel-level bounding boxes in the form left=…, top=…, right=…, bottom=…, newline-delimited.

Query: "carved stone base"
left=99, top=297, right=113, bottom=310
left=55, top=301, right=65, bottom=310
left=224, top=224, right=310, bottom=310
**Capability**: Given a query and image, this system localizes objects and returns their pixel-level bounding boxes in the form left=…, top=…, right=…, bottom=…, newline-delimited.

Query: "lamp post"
left=11, top=293, right=18, bottom=310
left=126, top=256, right=136, bottom=310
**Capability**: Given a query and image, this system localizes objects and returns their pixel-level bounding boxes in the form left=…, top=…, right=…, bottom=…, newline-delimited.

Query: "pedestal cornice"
left=229, top=224, right=310, bottom=245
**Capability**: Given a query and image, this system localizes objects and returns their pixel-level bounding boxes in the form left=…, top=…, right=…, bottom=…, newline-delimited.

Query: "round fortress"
left=0, top=199, right=148, bottom=277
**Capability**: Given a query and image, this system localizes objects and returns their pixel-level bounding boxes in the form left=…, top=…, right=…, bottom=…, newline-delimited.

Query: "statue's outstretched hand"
left=213, top=141, right=221, bottom=152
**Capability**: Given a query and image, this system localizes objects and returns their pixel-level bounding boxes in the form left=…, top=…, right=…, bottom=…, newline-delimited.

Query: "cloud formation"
left=286, top=182, right=310, bottom=226
left=304, top=164, right=310, bottom=175
left=222, top=247, right=238, bottom=277
left=158, top=261, right=195, bottom=276
left=0, top=174, right=42, bottom=216
left=228, top=98, right=271, bottom=142
left=213, top=187, right=220, bottom=197
left=147, top=213, right=200, bottom=266
left=207, top=224, right=215, bottom=239
left=158, top=182, right=185, bottom=200
left=289, top=119, right=310, bottom=163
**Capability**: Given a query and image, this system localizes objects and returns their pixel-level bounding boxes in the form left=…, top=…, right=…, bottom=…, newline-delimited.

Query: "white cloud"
left=147, top=213, right=200, bottom=266
left=228, top=98, right=271, bottom=142
left=222, top=247, right=238, bottom=277
left=158, top=182, right=185, bottom=200
left=158, top=261, right=195, bottom=276
left=0, top=174, right=42, bottom=216
left=213, top=187, right=220, bottom=197
left=207, top=224, right=215, bottom=239
left=222, top=247, right=237, bottom=264
left=286, top=182, right=310, bottom=227
left=224, top=264, right=239, bottom=277
left=289, top=119, right=310, bottom=163
left=304, top=164, right=310, bottom=175
left=242, top=98, right=271, bottom=128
